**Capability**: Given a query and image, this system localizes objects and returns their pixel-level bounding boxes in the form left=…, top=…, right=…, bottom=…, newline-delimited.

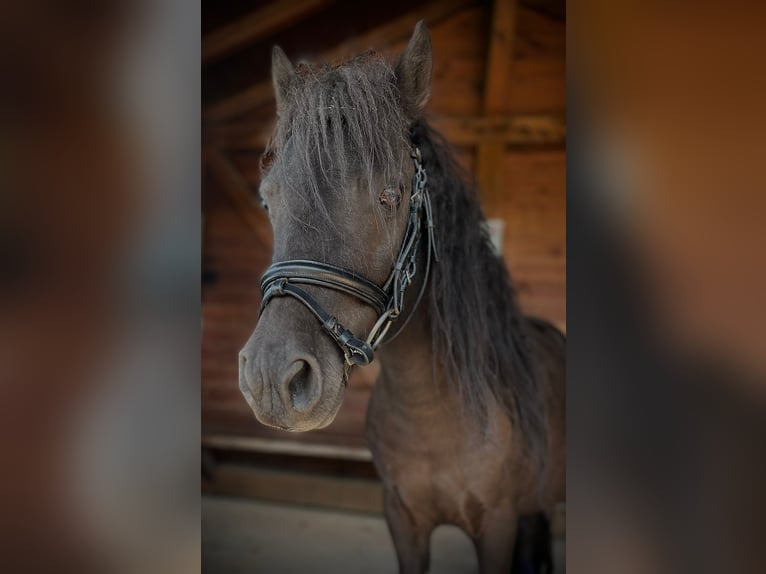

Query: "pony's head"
left=239, top=22, right=433, bottom=431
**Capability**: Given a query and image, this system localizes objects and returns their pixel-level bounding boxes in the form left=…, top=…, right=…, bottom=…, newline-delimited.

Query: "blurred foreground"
left=1, top=1, right=200, bottom=572
left=569, top=2, right=766, bottom=572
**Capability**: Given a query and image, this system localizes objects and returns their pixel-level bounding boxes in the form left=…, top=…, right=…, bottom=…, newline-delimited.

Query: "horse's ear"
left=396, top=20, right=433, bottom=120
left=272, top=45, right=294, bottom=115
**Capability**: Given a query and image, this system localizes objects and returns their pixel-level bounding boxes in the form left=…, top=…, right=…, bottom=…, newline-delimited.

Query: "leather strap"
left=261, top=279, right=374, bottom=366
left=261, top=260, right=388, bottom=315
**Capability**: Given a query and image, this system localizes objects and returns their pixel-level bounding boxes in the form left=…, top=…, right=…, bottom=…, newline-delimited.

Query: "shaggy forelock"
left=265, top=52, right=410, bottom=220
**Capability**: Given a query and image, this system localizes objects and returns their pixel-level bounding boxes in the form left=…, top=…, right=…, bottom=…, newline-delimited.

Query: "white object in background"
left=486, top=218, right=505, bottom=256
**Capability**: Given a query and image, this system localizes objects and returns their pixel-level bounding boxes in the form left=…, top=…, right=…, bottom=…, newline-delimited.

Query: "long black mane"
left=411, top=121, right=547, bottom=463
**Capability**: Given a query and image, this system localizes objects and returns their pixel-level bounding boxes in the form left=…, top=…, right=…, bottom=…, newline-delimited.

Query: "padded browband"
left=260, top=260, right=389, bottom=315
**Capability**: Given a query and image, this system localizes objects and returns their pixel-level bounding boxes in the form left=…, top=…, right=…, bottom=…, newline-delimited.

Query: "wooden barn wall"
left=202, top=1, right=565, bottom=442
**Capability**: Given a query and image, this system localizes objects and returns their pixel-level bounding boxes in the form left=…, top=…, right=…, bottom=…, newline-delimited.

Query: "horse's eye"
left=379, top=185, right=402, bottom=209
left=260, top=149, right=275, bottom=172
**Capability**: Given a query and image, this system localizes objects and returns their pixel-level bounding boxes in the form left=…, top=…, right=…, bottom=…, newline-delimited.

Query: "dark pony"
left=263, top=52, right=546, bottom=463
left=242, top=24, right=565, bottom=571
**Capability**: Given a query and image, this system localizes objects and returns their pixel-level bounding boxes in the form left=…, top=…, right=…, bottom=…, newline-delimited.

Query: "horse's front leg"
left=512, top=513, right=553, bottom=574
left=383, top=487, right=433, bottom=574
left=474, top=506, right=518, bottom=574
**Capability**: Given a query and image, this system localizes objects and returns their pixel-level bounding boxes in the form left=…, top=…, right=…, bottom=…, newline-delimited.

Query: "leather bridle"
left=259, top=145, right=438, bottom=368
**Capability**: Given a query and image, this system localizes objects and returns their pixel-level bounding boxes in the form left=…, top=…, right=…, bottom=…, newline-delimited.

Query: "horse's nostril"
left=282, top=360, right=318, bottom=413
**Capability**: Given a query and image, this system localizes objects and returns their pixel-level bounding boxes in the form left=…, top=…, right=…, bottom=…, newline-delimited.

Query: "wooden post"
left=477, top=0, right=518, bottom=216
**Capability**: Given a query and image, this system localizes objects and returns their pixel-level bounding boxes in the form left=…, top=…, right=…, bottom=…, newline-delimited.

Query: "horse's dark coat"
left=239, top=21, right=566, bottom=573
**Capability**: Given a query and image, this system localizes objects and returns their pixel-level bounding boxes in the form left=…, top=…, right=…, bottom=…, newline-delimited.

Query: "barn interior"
left=202, top=0, right=565, bottom=570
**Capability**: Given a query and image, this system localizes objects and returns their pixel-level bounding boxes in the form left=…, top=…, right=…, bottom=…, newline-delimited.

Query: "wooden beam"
left=483, top=0, right=518, bottom=114
left=476, top=143, right=505, bottom=212
left=204, top=0, right=474, bottom=123
left=202, top=433, right=373, bottom=462
left=204, top=147, right=273, bottom=248
left=477, top=0, right=519, bottom=215
left=204, top=463, right=383, bottom=514
left=207, top=113, right=566, bottom=151
left=521, top=0, right=566, bottom=21
left=206, top=118, right=275, bottom=150
left=434, top=114, right=565, bottom=146
left=202, top=0, right=332, bottom=65
left=204, top=83, right=275, bottom=125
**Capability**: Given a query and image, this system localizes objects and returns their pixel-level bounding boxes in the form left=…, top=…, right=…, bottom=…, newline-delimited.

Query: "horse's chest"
left=375, top=445, right=503, bottom=534
left=368, top=419, right=509, bottom=533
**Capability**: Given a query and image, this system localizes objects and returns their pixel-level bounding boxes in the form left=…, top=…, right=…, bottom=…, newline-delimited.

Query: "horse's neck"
left=375, top=247, right=450, bottom=417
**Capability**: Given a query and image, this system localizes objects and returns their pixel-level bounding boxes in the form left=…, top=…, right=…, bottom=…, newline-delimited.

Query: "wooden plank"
left=204, top=147, right=273, bottom=249
left=520, top=0, right=566, bottom=21
left=204, top=464, right=383, bottom=514
left=202, top=433, right=373, bottom=462
left=203, top=0, right=474, bottom=123
left=207, top=113, right=566, bottom=150
left=478, top=0, right=520, bottom=214
left=205, top=83, right=276, bottom=125
left=203, top=466, right=561, bottom=533
left=477, top=142, right=505, bottom=213
left=515, top=4, right=566, bottom=59
left=507, top=57, right=566, bottom=113
left=421, top=4, right=486, bottom=115
left=483, top=0, right=518, bottom=114
left=202, top=0, right=332, bottom=65
left=435, top=114, right=565, bottom=146
left=501, top=149, right=566, bottom=327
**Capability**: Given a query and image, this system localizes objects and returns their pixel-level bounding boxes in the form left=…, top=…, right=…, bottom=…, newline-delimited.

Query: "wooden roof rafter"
left=204, top=146, right=273, bottom=249
left=477, top=0, right=520, bottom=214
left=202, top=0, right=333, bottom=66
left=203, top=0, right=475, bottom=124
